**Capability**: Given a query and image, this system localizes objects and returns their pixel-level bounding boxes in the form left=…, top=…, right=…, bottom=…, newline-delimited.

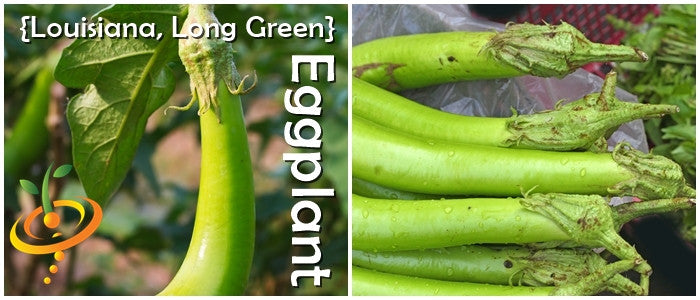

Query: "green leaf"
left=662, top=124, right=696, bottom=141
left=19, top=179, right=39, bottom=195
left=53, top=164, right=73, bottom=178
left=54, top=5, right=184, bottom=204
left=671, top=142, right=696, bottom=166
left=650, top=142, right=675, bottom=159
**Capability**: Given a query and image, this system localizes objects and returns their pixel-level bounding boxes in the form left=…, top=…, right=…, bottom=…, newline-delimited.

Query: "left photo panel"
left=4, top=4, right=347, bottom=296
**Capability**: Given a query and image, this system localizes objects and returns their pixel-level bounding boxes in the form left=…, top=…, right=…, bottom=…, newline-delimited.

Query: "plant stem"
left=613, top=197, right=696, bottom=226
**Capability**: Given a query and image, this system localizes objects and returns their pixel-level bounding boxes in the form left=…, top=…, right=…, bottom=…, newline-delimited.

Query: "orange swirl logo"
left=9, top=163, right=102, bottom=285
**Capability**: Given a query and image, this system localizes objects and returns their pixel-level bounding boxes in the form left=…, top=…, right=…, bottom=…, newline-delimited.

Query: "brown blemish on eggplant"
left=577, top=217, right=601, bottom=230
left=352, top=62, right=407, bottom=90
left=503, top=260, right=513, bottom=268
left=353, top=62, right=405, bottom=78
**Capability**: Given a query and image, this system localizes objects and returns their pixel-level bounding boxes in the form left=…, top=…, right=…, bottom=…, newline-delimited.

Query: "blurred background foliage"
left=4, top=4, right=347, bottom=295
left=608, top=5, right=695, bottom=294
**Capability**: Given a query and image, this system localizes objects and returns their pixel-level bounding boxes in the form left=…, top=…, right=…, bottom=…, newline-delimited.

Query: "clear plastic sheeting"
left=353, top=4, right=648, bottom=204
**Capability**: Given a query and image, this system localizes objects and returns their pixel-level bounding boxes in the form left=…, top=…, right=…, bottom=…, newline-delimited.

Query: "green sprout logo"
left=10, top=163, right=102, bottom=285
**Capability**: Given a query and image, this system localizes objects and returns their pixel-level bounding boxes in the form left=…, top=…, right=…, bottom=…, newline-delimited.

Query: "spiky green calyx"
left=503, top=72, right=678, bottom=151
left=550, top=259, right=642, bottom=296
left=614, top=197, right=696, bottom=226
left=521, top=193, right=651, bottom=294
left=511, top=247, right=644, bottom=295
left=484, top=22, right=648, bottom=78
left=610, top=142, right=696, bottom=200
left=170, top=4, right=246, bottom=121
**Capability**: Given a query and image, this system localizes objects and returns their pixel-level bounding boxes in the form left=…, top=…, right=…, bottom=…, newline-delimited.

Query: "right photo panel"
left=350, top=4, right=696, bottom=296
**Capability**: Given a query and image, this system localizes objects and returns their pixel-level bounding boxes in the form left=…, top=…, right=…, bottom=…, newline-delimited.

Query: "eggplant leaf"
left=54, top=5, right=184, bottom=204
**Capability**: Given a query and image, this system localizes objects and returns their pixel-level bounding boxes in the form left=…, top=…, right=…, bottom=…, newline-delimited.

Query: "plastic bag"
left=352, top=4, right=649, bottom=153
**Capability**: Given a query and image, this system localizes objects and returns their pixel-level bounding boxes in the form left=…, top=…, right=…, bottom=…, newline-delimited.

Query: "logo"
left=9, top=163, right=102, bottom=285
